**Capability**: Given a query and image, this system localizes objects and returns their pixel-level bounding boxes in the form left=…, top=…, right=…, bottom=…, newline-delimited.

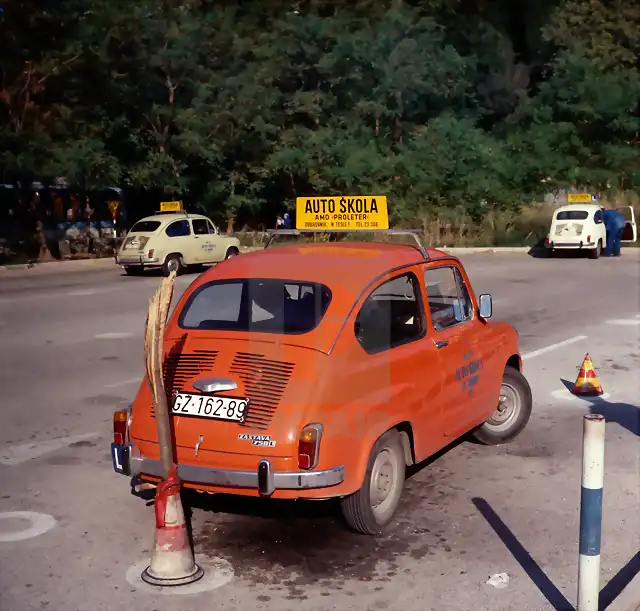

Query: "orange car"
left=112, top=238, right=532, bottom=534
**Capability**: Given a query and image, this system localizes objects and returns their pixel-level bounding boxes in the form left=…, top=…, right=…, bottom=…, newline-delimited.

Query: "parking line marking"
left=604, top=319, right=640, bottom=326
left=521, top=335, right=588, bottom=361
left=0, top=432, right=99, bottom=466
left=94, top=332, right=135, bottom=339
left=104, top=377, right=142, bottom=389
left=0, top=512, right=57, bottom=542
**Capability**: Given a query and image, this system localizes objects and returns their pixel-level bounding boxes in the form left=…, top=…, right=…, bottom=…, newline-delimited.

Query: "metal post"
left=577, top=413, right=605, bottom=611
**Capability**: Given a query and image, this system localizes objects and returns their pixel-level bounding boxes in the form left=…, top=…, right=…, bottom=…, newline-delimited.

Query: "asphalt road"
left=0, top=251, right=639, bottom=611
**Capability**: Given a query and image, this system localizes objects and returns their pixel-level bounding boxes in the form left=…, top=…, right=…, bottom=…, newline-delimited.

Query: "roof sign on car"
left=567, top=193, right=598, bottom=203
left=159, top=200, right=183, bottom=212
left=295, top=196, right=389, bottom=231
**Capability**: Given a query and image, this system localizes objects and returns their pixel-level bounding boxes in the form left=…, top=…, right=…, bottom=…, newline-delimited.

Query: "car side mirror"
left=478, top=294, right=492, bottom=319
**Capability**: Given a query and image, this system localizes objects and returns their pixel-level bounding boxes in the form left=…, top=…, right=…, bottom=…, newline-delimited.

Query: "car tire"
left=162, top=254, right=183, bottom=277
left=225, top=246, right=240, bottom=259
left=470, top=366, right=533, bottom=445
left=124, top=266, right=143, bottom=276
left=340, top=429, right=406, bottom=535
left=588, top=240, right=602, bottom=259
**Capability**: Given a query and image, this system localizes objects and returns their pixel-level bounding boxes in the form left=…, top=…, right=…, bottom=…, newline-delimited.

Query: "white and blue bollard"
left=577, top=413, right=605, bottom=611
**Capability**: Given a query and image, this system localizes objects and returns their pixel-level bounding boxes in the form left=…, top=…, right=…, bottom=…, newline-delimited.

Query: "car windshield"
left=178, top=279, right=332, bottom=335
left=556, top=210, right=589, bottom=221
left=130, top=220, right=161, bottom=233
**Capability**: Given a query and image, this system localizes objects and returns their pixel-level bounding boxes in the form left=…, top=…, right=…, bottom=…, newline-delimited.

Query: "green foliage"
left=1, top=0, right=639, bottom=224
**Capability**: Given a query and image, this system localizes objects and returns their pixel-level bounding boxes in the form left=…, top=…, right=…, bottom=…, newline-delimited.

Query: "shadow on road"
left=473, top=498, right=640, bottom=611
left=472, top=497, right=574, bottom=611
left=559, top=379, right=638, bottom=437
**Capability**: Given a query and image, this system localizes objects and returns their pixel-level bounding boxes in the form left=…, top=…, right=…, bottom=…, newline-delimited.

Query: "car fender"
left=346, top=411, right=413, bottom=495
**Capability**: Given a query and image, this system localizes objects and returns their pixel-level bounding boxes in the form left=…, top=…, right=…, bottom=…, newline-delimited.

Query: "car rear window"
left=130, top=220, right=161, bottom=233
left=556, top=210, right=589, bottom=220
left=179, top=279, right=332, bottom=335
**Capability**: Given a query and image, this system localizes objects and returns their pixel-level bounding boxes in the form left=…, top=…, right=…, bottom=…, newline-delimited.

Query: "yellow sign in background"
left=160, top=201, right=183, bottom=212
left=295, top=196, right=389, bottom=231
left=567, top=193, right=596, bottom=203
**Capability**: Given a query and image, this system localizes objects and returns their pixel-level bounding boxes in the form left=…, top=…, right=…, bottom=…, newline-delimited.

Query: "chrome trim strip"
left=125, top=444, right=344, bottom=492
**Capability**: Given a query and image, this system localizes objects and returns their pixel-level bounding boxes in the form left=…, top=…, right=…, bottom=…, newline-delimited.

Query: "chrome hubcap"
left=370, top=448, right=399, bottom=516
left=167, top=258, right=180, bottom=273
left=487, top=383, right=520, bottom=430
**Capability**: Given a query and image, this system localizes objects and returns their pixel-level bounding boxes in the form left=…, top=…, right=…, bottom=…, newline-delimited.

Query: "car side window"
left=354, top=273, right=424, bottom=355
left=166, top=219, right=191, bottom=237
left=424, top=266, right=473, bottom=331
left=594, top=209, right=603, bottom=224
left=192, top=219, right=209, bottom=235
left=206, top=220, right=217, bottom=234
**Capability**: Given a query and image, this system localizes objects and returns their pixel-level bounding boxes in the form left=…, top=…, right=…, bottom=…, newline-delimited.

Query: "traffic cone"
left=572, top=353, right=603, bottom=396
left=141, top=464, right=204, bottom=586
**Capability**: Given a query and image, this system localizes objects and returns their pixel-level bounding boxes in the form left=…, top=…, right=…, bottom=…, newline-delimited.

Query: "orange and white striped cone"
left=141, top=464, right=204, bottom=586
left=572, top=353, right=603, bottom=396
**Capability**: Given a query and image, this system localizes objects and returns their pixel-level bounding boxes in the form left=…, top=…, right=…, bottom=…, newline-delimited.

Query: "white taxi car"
left=545, top=204, right=637, bottom=258
left=116, top=212, right=241, bottom=276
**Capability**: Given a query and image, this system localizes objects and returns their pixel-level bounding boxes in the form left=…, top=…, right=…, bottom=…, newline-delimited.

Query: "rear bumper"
left=116, top=255, right=160, bottom=266
left=112, top=442, right=345, bottom=497
left=546, top=240, right=596, bottom=249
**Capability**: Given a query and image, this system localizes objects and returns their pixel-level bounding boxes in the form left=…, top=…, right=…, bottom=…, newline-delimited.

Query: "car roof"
left=554, top=203, right=601, bottom=214
left=134, top=212, right=211, bottom=225
left=198, top=242, right=455, bottom=297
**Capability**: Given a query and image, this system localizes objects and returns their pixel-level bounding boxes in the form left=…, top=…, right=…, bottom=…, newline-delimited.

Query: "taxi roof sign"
left=160, top=200, right=183, bottom=212
left=568, top=193, right=598, bottom=203
left=296, top=195, right=389, bottom=231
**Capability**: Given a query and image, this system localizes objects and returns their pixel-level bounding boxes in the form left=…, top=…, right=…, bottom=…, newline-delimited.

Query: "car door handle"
left=435, top=340, right=449, bottom=349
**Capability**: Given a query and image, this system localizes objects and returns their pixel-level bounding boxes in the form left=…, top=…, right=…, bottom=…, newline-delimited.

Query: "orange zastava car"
left=112, top=236, right=532, bottom=534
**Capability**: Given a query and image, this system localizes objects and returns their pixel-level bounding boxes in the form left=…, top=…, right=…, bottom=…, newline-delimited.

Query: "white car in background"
left=545, top=204, right=637, bottom=258
left=116, top=212, right=241, bottom=276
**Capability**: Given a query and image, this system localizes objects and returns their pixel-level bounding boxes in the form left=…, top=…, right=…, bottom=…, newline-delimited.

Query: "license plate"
left=171, top=393, right=249, bottom=422
left=111, top=443, right=129, bottom=474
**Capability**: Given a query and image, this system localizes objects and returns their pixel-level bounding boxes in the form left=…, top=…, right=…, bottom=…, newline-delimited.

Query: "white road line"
left=0, top=511, right=57, bottom=542
left=521, top=335, right=588, bottom=361
left=0, top=432, right=99, bottom=466
left=604, top=319, right=640, bottom=326
left=104, top=377, right=142, bottom=389
left=95, top=332, right=135, bottom=339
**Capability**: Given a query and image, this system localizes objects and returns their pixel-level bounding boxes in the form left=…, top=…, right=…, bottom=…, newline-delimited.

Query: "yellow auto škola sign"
left=567, top=193, right=597, bottom=203
left=160, top=200, right=183, bottom=212
left=295, top=196, right=389, bottom=231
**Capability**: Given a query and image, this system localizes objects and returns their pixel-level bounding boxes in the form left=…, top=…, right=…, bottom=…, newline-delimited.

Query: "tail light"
left=147, top=249, right=154, bottom=258
left=298, top=423, right=323, bottom=470
left=587, top=235, right=591, bottom=243
left=545, top=235, right=550, bottom=245
left=113, top=409, right=129, bottom=445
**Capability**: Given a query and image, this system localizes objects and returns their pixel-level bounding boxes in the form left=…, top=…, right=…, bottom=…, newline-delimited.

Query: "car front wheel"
left=225, top=246, right=240, bottom=259
left=471, top=366, right=532, bottom=445
left=340, top=429, right=405, bottom=535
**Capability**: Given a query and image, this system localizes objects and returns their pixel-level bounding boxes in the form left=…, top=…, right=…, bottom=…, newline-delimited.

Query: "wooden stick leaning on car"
left=144, top=270, right=177, bottom=478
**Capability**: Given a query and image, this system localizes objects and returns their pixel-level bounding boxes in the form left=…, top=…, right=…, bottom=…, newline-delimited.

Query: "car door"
left=191, top=218, right=215, bottom=262
left=351, top=270, right=446, bottom=461
left=205, top=219, right=225, bottom=261
left=616, top=206, right=638, bottom=243
left=164, top=218, right=194, bottom=263
left=422, top=264, right=492, bottom=439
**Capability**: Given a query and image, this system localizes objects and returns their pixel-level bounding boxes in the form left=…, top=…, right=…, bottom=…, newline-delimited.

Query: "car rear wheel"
left=162, top=254, right=183, bottom=277
left=588, top=240, right=602, bottom=259
left=340, top=429, right=405, bottom=535
left=470, top=366, right=532, bottom=445
left=225, top=246, right=240, bottom=259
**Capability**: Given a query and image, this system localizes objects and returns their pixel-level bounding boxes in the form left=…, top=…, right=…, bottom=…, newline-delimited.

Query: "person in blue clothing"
left=601, top=208, right=626, bottom=256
